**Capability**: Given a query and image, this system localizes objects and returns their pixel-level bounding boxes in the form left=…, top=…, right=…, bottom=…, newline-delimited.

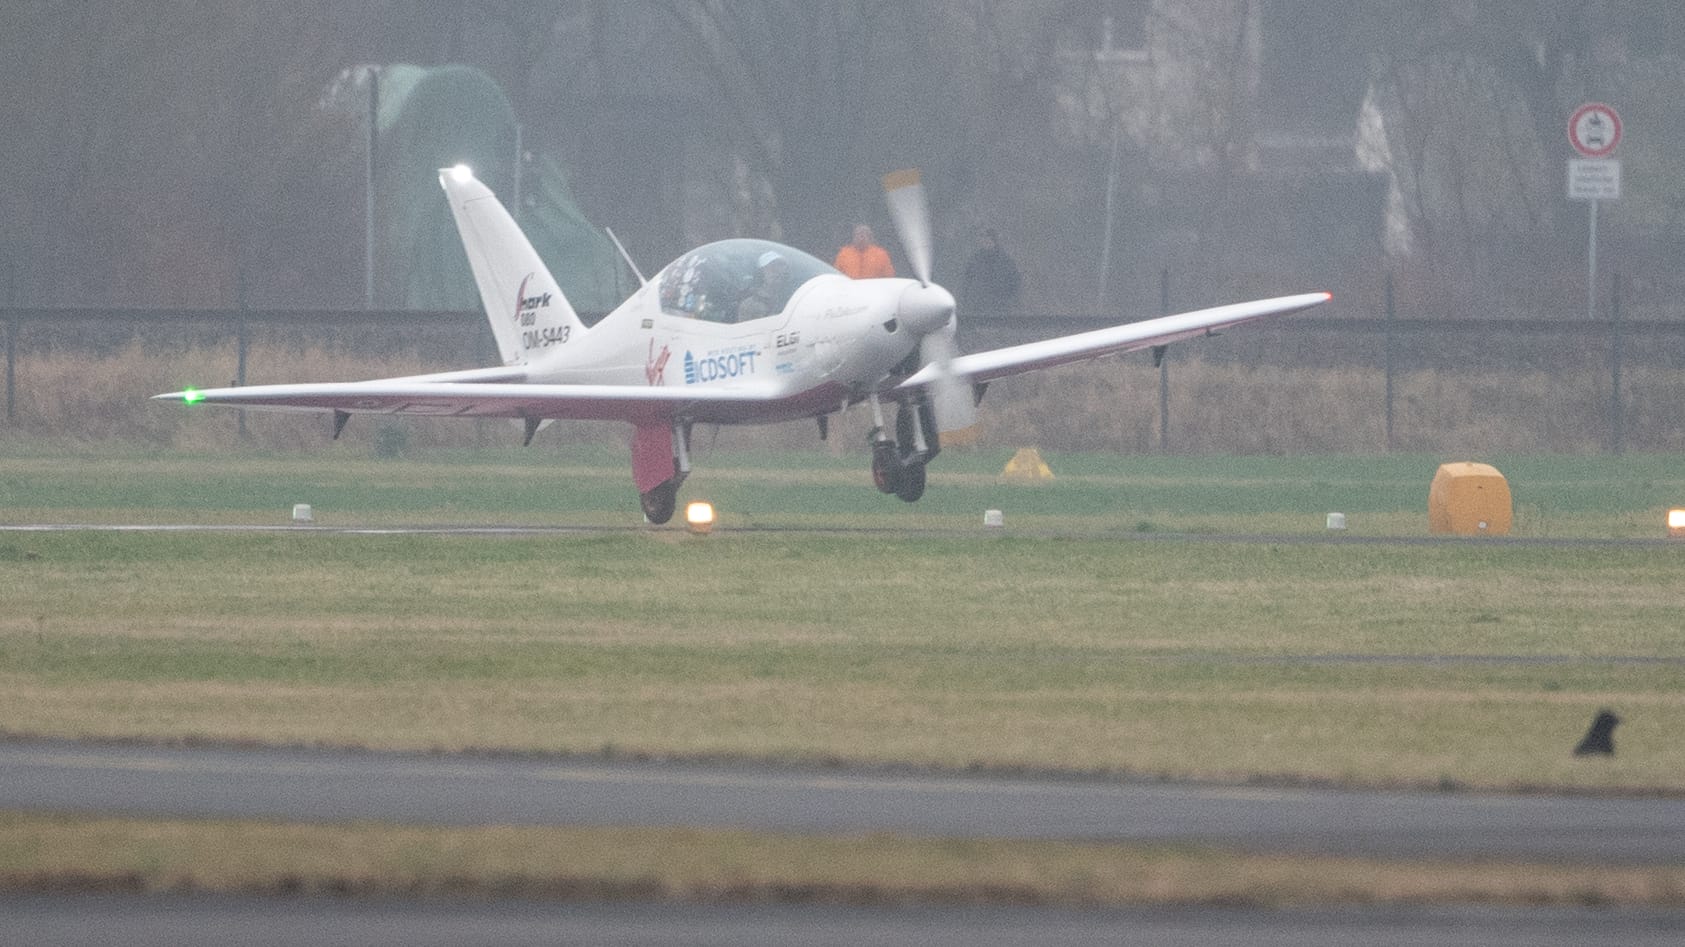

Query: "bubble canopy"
left=656, top=239, right=837, bottom=324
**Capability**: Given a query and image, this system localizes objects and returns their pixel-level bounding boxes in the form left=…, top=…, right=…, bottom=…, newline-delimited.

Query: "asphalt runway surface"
left=3, top=521, right=1682, bottom=549
left=5, top=740, right=1684, bottom=864
left=6, top=895, right=1684, bottom=947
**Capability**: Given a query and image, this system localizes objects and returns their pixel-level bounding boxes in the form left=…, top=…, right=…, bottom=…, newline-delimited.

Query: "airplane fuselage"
left=519, top=240, right=927, bottom=426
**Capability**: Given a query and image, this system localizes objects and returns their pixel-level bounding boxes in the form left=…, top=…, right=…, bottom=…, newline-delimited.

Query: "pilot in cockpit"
left=737, top=250, right=790, bottom=322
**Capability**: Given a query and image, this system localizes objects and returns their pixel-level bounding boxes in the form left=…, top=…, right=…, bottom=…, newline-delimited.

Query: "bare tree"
left=1362, top=2, right=1685, bottom=314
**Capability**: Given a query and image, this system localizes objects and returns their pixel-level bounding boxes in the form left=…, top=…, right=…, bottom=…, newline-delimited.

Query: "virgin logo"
left=646, top=339, right=671, bottom=385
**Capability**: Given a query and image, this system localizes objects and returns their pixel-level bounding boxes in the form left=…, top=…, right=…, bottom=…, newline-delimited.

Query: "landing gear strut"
left=866, top=395, right=938, bottom=503
left=636, top=421, right=691, bottom=525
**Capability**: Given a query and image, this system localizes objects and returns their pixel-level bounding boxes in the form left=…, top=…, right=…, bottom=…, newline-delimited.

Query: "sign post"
left=1568, top=103, right=1621, bottom=321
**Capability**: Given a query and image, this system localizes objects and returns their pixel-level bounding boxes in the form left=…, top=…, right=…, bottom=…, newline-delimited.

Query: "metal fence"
left=6, top=297, right=1683, bottom=453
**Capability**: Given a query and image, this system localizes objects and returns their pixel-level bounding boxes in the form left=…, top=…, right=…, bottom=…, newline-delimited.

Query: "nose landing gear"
left=868, top=396, right=938, bottom=503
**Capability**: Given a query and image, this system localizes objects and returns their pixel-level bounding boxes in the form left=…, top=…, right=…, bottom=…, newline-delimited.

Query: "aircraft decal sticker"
left=683, top=348, right=760, bottom=385
left=646, top=340, right=671, bottom=386
left=523, top=324, right=570, bottom=350
left=513, top=274, right=552, bottom=328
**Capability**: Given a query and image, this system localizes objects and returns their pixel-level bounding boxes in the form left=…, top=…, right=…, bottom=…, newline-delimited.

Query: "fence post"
left=4, top=313, right=14, bottom=424
left=1384, top=271, right=1395, bottom=452
left=1158, top=267, right=1170, bottom=453
left=235, top=313, right=248, bottom=441
left=364, top=66, right=379, bottom=311
left=1608, top=271, right=1623, bottom=455
left=4, top=259, right=14, bottom=423
left=475, top=318, right=493, bottom=448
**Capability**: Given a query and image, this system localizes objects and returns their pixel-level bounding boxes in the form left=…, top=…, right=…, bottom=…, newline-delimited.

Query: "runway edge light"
left=686, top=501, right=715, bottom=534
left=1667, top=509, right=1685, bottom=539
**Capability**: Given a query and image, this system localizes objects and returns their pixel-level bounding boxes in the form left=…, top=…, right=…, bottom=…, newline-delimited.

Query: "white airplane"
left=155, top=165, right=1330, bottom=523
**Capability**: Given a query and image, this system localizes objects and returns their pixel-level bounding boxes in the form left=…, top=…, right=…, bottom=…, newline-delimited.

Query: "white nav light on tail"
left=155, top=164, right=1332, bottom=524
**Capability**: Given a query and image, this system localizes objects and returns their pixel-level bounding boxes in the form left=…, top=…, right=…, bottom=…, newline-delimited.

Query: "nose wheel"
left=892, top=459, right=926, bottom=502
left=871, top=439, right=901, bottom=495
left=868, top=400, right=937, bottom=503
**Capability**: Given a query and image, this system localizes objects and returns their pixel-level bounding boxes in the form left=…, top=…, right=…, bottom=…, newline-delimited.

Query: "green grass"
left=4, top=445, right=1685, bottom=536
left=5, top=446, right=1685, bottom=788
left=3, top=520, right=1683, bottom=791
left=6, top=446, right=1685, bottom=904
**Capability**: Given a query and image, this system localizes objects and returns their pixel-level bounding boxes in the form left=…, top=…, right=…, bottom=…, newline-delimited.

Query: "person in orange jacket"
left=833, top=224, right=895, bottom=279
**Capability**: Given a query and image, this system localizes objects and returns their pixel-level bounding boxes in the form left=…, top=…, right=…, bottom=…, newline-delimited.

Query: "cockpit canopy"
left=656, top=239, right=836, bottom=324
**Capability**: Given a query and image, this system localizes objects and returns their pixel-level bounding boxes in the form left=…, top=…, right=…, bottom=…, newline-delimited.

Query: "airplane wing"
left=152, top=379, right=785, bottom=426
left=898, top=292, right=1330, bottom=388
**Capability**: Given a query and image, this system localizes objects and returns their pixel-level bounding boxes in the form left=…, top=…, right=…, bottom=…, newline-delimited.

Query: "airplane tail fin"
left=438, top=165, right=585, bottom=366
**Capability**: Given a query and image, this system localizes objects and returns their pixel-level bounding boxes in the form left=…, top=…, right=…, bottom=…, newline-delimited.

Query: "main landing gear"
left=640, top=479, right=679, bottom=524
left=869, top=396, right=938, bottom=503
left=638, top=422, right=692, bottom=525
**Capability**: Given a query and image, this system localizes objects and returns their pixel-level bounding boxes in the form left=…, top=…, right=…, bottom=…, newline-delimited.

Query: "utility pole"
left=365, top=66, right=380, bottom=310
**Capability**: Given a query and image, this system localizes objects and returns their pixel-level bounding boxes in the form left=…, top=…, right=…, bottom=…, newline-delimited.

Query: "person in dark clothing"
left=959, top=228, right=1021, bottom=316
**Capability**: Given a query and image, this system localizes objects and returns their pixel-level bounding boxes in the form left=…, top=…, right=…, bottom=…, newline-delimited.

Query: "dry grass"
left=977, top=360, right=1685, bottom=455
left=13, top=341, right=1685, bottom=453
left=4, top=531, right=1685, bottom=792
left=4, top=813, right=1683, bottom=907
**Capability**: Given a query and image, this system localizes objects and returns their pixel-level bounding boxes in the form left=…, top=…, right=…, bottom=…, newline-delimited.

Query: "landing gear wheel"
left=871, top=440, right=901, bottom=494
left=894, top=461, right=927, bottom=502
left=639, top=480, right=679, bottom=524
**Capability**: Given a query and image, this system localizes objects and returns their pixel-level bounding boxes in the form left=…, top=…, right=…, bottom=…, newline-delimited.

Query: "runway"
left=5, top=894, right=1683, bottom=947
left=3, top=521, right=1680, bottom=548
left=4, top=740, right=1683, bottom=863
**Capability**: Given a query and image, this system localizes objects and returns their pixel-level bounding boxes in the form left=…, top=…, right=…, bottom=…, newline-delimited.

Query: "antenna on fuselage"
left=604, top=227, right=648, bottom=288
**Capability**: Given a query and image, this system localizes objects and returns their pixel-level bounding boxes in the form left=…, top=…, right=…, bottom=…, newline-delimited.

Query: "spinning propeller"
left=882, top=169, right=976, bottom=434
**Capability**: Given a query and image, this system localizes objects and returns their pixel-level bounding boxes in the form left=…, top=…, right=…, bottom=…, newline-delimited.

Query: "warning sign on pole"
left=1566, top=104, right=1623, bottom=325
left=1569, top=103, right=1621, bottom=158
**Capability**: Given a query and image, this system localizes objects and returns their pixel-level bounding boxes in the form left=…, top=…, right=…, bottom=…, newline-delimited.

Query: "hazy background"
left=3, top=1, right=1683, bottom=454
left=3, top=1, right=1681, bottom=318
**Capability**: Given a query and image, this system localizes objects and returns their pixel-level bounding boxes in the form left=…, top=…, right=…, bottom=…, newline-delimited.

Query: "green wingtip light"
left=182, top=388, right=205, bottom=405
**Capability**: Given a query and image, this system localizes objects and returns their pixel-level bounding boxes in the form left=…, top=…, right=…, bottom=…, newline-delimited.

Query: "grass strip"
left=2, top=812, right=1682, bottom=908
left=4, top=530, right=1685, bottom=791
left=6, top=447, right=1685, bottom=537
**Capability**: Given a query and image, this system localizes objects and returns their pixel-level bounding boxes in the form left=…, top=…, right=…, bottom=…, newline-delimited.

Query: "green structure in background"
left=374, top=64, right=630, bottom=317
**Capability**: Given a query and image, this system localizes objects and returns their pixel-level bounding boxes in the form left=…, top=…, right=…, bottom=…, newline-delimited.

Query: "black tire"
left=895, top=401, right=917, bottom=462
left=872, top=441, right=900, bottom=494
left=639, top=480, right=678, bottom=524
left=894, top=461, right=926, bottom=502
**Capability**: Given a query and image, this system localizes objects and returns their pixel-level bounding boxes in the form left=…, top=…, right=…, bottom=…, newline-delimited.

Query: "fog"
left=1, top=2, right=1681, bottom=321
